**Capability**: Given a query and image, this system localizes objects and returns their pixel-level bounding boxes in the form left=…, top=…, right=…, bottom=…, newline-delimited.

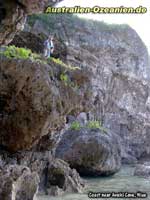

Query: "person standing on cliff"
left=44, top=35, right=54, bottom=58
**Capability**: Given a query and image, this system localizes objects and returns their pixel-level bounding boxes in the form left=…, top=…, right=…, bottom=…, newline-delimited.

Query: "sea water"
left=37, top=166, right=150, bottom=200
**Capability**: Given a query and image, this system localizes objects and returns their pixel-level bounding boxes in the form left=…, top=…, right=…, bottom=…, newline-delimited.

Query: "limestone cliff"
left=1, top=12, right=150, bottom=200
left=18, top=14, right=150, bottom=162
left=0, top=50, right=90, bottom=151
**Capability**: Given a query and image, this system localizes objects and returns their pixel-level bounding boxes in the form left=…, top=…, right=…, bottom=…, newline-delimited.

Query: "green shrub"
left=86, top=120, right=101, bottom=129
left=70, top=121, right=82, bottom=131
left=1, top=45, right=48, bottom=64
left=86, top=120, right=107, bottom=133
left=60, top=73, right=68, bottom=84
left=70, top=120, right=107, bottom=133
left=3, top=45, right=32, bottom=59
left=51, top=57, right=80, bottom=71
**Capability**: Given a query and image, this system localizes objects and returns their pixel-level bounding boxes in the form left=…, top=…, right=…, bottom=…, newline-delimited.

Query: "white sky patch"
left=57, top=0, right=150, bottom=53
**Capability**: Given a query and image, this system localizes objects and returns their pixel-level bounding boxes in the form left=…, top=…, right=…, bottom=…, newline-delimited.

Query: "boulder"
left=55, top=128, right=121, bottom=176
left=0, top=165, right=39, bottom=200
left=46, top=159, right=84, bottom=195
left=134, top=163, right=150, bottom=178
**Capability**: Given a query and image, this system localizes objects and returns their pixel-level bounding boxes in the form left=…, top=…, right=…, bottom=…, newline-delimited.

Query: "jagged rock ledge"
left=0, top=0, right=63, bottom=45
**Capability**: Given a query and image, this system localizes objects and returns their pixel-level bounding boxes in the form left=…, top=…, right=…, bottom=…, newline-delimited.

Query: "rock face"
left=0, top=0, right=63, bottom=45
left=10, top=32, right=44, bottom=54
left=1, top=12, right=150, bottom=199
left=11, top=31, right=67, bottom=61
left=27, top=14, right=150, bottom=163
left=134, top=163, right=150, bottom=178
left=0, top=150, right=84, bottom=197
left=0, top=164, right=39, bottom=200
left=0, top=56, right=90, bottom=151
left=46, top=159, right=84, bottom=195
left=56, top=128, right=121, bottom=176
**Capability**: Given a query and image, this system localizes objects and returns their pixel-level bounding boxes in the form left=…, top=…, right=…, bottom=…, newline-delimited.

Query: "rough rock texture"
left=0, top=0, right=63, bottom=45
left=56, top=128, right=121, bottom=176
left=46, top=159, right=84, bottom=195
left=27, top=14, right=150, bottom=163
left=0, top=164, right=39, bottom=200
left=10, top=32, right=44, bottom=54
left=11, top=31, right=67, bottom=61
left=0, top=150, right=84, bottom=197
left=0, top=56, right=90, bottom=151
left=134, top=163, right=150, bottom=178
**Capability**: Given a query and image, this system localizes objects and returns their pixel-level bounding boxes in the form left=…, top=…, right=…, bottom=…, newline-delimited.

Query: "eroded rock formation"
left=46, top=159, right=84, bottom=195
left=0, top=164, right=39, bottom=200
left=0, top=56, right=90, bottom=151
left=1, top=12, right=150, bottom=199
left=0, top=150, right=84, bottom=197
left=0, top=0, right=63, bottom=45
left=26, top=14, right=150, bottom=163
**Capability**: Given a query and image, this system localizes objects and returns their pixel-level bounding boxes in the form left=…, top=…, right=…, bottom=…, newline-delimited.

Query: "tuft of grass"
left=0, top=45, right=43, bottom=61
left=50, top=57, right=80, bottom=71
left=86, top=120, right=107, bottom=133
left=2, top=45, right=32, bottom=59
left=70, top=121, right=82, bottom=131
left=86, top=120, right=101, bottom=129
left=1, top=45, right=49, bottom=65
left=70, top=120, right=107, bottom=133
left=60, top=73, right=69, bottom=86
left=59, top=72, right=79, bottom=89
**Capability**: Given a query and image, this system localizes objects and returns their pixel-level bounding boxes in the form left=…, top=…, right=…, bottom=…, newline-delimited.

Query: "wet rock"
left=56, top=128, right=121, bottom=176
left=46, top=159, right=84, bottom=195
left=47, top=186, right=64, bottom=196
left=1, top=151, right=84, bottom=196
left=134, top=163, right=150, bottom=178
left=122, top=154, right=138, bottom=165
left=0, top=165, right=39, bottom=200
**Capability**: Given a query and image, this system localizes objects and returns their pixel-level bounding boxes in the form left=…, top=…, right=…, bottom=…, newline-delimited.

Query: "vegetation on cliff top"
left=0, top=45, right=81, bottom=90
left=50, top=57, right=80, bottom=70
left=0, top=45, right=43, bottom=61
left=0, top=45, right=79, bottom=71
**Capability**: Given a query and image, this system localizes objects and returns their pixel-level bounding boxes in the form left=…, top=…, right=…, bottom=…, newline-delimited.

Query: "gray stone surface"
left=46, top=159, right=84, bottom=195
left=0, top=56, right=89, bottom=151
left=25, top=14, right=150, bottom=163
left=56, top=128, right=121, bottom=176
left=134, top=162, right=150, bottom=178
left=0, top=151, right=84, bottom=197
left=0, top=165, right=39, bottom=200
